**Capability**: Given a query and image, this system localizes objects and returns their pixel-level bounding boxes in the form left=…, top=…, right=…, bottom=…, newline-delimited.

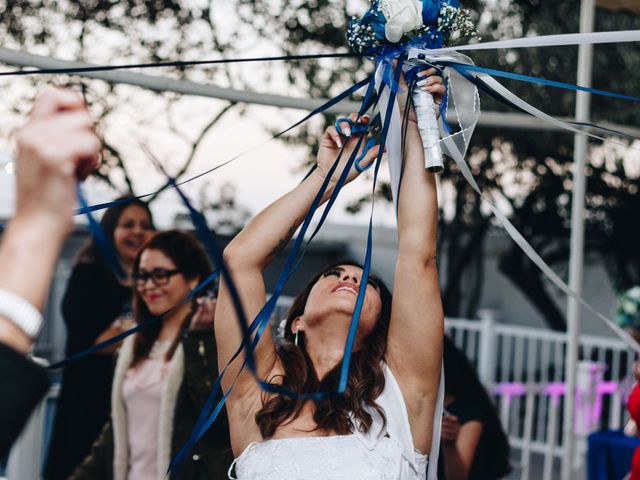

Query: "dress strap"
left=355, top=363, right=444, bottom=478
left=427, top=366, right=445, bottom=480
left=354, top=365, right=415, bottom=460
left=228, top=442, right=259, bottom=479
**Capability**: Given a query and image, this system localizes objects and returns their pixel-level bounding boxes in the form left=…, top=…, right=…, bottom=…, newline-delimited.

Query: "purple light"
left=597, top=381, right=619, bottom=395
left=494, top=383, right=526, bottom=407
left=492, top=380, right=628, bottom=416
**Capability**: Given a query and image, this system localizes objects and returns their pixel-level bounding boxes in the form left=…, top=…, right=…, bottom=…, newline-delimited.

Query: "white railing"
left=446, top=311, right=636, bottom=479
left=5, top=307, right=636, bottom=479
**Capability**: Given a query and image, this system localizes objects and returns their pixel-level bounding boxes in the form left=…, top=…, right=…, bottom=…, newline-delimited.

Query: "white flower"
left=628, top=286, right=640, bottom=301
left=380, top=0, right=423, bottom=43
left=623, top=299, right=638, bottom=315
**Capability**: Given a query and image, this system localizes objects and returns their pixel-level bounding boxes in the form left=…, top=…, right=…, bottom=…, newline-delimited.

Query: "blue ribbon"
left=0, top=77, right=372, bottom=231
left=446, top=63, right=640, bottom=104
left=129, top=81, right=383, bottom=473
left=170, top=77, right=384, bottom=471
left=447, top=63, right=640, bottom=140
left=75, top=184, right=127, bottom=281
left=40, top=76, right=375, bottom=377
left=338, top=58, right=403, bottom=391
left=21, top=46, right=640, bottom=472
left=49, top=270, right=220, bottom=369
left=0, top=52, right=362, bottom=77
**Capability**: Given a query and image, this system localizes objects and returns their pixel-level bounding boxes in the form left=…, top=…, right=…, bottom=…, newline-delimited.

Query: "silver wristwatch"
left=0, top=288, right=44, bottom=338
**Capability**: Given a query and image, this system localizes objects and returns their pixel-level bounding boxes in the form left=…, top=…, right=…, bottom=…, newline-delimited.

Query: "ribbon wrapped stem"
left=410, top=82, right=443, bottom=173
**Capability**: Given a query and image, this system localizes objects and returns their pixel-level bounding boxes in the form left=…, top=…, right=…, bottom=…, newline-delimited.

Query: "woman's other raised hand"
left=315, top=113, right=381, bottom=186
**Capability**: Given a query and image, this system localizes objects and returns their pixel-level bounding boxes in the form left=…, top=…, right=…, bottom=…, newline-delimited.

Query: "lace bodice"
left=229, top=364, right=444, bottom=480
left=230, top=434, right=427, bottom=480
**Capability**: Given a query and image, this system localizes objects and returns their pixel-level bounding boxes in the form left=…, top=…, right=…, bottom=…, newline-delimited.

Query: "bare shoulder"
left=227, top=359, right=285, bottom=455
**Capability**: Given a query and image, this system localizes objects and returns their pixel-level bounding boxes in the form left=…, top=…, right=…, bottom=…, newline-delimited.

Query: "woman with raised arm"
left=217, top=67, right=445, bottom=480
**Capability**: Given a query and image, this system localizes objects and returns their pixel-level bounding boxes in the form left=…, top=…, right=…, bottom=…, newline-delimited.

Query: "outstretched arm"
left=0, top=88, right=98, bottom=353
left=0, top=88, right=99, bottom=456
left=216, top=114, right=379, bottom=451
left=385, top=69, right=446, bottom=454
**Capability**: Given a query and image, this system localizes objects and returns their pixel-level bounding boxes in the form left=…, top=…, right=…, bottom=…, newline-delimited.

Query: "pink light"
left=596, top=381, right=619, bottom=395
left=492, top=380, right=625, bottom=417
left=494, top=383, right=526, bottom=407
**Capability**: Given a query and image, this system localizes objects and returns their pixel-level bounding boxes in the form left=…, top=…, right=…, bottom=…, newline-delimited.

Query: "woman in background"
left=45, top=196, right=155, bottom=480
left=69, top=230, right=232, bottom=480
left=438, top=336, right=511, bottom=480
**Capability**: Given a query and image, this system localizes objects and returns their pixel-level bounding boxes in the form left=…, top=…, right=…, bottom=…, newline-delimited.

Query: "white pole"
left=3, top=47, right=640, bottom=137
left=561, top=0, right=595, bottom=478
left=0, top=47, right=361, bottom=114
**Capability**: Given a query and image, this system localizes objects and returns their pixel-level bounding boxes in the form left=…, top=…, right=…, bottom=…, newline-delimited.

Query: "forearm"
left=443, top=421, right=482, bottom=480
left=93, top=324, right=125, bottom=353
left=396, top=121, right=439, bottom=260
left=0, top=218, right=66, bottom=352
left=225, top=172, right=335, bottom=269
left=443, top=446, right=470, bottom=480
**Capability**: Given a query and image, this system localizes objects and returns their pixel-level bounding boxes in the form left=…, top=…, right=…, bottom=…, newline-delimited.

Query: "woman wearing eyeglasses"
left=46, top=196, right=155, bottom=480
left=69, top=230, right=232, bottom=480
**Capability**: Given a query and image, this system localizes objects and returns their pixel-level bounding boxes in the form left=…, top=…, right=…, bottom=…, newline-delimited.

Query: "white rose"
left=623, top=299, right=638, bottom=315
left=628, top=286, right=640, bottom=300
left=380, top=0, right=423, bottom=43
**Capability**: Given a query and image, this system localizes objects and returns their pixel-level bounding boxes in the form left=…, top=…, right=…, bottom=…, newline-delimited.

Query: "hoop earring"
left=294, top=326, right=299, bottom=346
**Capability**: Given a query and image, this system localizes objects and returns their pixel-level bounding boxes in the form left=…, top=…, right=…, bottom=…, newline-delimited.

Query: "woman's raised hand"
left=315, top=113, right=381, bottom=185
left=15, top=87, right=100, bottom=235
left=396, top=67, right=447, bottom=123
left=191, top=296, right=217, bottom=331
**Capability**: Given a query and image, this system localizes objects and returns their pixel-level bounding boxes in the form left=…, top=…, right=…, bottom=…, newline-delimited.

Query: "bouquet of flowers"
left=347, top=0, right=477, bottom=172
left=616, top=286, right=640, bottom=331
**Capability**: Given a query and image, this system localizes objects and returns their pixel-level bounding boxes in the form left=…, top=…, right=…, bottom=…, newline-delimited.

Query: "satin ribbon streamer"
left=376, top=49, right=640, bottom=354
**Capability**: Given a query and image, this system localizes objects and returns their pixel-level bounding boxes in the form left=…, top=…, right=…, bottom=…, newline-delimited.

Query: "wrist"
left=0, top=316, right=32, bottom=353
left=8, top=212, right=71, bottom=245
left=312, top=167, right=337, bottom=188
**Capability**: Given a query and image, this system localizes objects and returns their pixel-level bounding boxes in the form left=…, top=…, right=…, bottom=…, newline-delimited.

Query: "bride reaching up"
left=216, top=67, right=446, bottom=480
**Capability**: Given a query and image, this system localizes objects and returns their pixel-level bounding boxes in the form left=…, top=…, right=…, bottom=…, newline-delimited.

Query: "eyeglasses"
left=133, top=268, right=180, bottom=287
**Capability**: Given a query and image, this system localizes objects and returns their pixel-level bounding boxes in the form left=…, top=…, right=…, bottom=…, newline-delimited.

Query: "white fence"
left=447, top=310, right=635, bottom=479
left=3, top=307, right=636, bottom=479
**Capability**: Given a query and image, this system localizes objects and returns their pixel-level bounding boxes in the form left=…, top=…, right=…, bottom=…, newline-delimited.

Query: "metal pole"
left=3, top=47, right=640, bottom=137
left=0, top=47, right=361, bottom=114
left=561, top=0, right=595, bottom=478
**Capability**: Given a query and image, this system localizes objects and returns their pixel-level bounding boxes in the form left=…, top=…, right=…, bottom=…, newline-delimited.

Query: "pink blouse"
left=122, top=354, right=170, bottom=480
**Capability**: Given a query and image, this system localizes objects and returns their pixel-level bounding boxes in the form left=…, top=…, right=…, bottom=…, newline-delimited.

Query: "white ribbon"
left=374, top=46, right=640, bottom=357
left=438, top=29, right=640, bottom=52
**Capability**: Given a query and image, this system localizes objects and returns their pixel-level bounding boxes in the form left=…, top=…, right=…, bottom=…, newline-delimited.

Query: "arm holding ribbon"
left=217, top=114, right=379, bottom=455
left=385, top=67, right=446, bottom=455
left=0, top=87, right=99, bottom=457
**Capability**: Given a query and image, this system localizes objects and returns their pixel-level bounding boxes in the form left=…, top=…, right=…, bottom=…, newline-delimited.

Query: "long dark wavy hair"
left=76, top=195, right=155, bottom=269
left=443, top=336, right=512, bottom=478
left=130, top=230, right=212, bottom=366
left=255, top=261, right=393, bottom=438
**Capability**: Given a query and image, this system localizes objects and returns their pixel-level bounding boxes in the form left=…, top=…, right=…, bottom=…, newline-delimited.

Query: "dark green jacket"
left=68, top=329, right=232, bottom=480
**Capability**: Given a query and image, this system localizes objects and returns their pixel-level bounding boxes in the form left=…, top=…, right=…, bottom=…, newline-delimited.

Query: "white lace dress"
left=229, top=364, right=444, bottom=480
